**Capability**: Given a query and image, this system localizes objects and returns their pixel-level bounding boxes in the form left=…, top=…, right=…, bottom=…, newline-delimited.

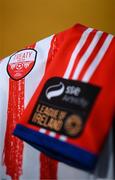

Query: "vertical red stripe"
left=69, top=30, right=97, bottom=79
left=3, top=43, right=36, bottom=180
left=40, top=153, right=58, bottom=180
left=40, top=35, right=58, bottom=180
left=77, top=33, right=108, bottom=80
left=25, top=43, right=36, bottom=49
left=3, top=79, right=24, bottom=180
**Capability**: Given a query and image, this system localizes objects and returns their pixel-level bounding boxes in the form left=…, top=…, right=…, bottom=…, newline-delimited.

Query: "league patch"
left=7, top=49, right=37, bottom=80
left=29, top=77, right=101, bottom=137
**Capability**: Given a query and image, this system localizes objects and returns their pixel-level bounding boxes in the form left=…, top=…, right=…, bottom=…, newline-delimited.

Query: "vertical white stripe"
left=72, top=31, right=103, bottom=80
left=0, top=59, right=10, bottom=179
left=59, top=28, right=97, bottom=142
left=25, top=35, right=54, bottom=107
left=24, top=35, right=54, bottom=178
left=59, top=34, right=113, bottom=142
left=82, top=34, right=113, bottom=82
left=64, top=28, right=93, bottom=79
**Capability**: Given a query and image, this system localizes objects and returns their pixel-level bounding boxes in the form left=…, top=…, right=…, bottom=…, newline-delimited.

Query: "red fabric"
left=19, top=24, right=86, bottom=128
left=40, top=35, right=59, bottom=180
left=3, top=79, right=24, bottom=180
left=40, top=153, right=58, bottom=180
left=69, top=29, right=97, bottom=79
left=77, top=32, right=107, bottom=80
left=17, top=24, right=115, bottom=155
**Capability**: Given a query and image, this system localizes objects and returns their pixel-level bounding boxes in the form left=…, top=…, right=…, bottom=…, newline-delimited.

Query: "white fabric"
left=0, top=34, right=114, bottom=179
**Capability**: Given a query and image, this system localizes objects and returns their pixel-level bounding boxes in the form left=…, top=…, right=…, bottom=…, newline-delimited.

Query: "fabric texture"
left=14, top=24, right=115, bottom=177
left=0, top=23, right=114, bottom=179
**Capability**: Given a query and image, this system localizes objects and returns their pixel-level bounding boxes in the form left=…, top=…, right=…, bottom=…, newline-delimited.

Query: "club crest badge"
left=7, top=49, right=37, bottom=80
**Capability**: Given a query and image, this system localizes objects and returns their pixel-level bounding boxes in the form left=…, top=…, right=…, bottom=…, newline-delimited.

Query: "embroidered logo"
left=46, top=82, right=65, bottom=100
left=7, top=49, right=37, bottom=80
left=29, top=77, right=101, bottom=137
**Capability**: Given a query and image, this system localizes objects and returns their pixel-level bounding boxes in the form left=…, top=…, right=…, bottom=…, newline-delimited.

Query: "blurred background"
left=0, top=0, right=115, bottom=59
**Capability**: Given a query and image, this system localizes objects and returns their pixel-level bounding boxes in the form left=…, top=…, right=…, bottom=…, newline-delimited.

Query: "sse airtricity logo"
left=45, top=82, right=65, bottom=100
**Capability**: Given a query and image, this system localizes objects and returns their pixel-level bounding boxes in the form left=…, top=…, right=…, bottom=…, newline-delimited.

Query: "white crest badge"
left=7, top=49, right=37, bottom=80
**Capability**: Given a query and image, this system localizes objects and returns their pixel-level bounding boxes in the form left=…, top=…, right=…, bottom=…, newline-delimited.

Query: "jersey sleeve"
left=13, top=23, right=115, bottom=172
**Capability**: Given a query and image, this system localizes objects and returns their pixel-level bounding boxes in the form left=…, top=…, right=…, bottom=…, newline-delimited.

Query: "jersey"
left=0, top=23, right=114, bottom=180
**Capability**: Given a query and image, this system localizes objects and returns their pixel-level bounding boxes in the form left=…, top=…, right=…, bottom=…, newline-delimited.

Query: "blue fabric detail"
left=13, top=124, right=98, bottom=172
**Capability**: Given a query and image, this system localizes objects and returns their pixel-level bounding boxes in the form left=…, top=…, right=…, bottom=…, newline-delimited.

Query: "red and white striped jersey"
left=0, top=24, right=114, bottom=179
